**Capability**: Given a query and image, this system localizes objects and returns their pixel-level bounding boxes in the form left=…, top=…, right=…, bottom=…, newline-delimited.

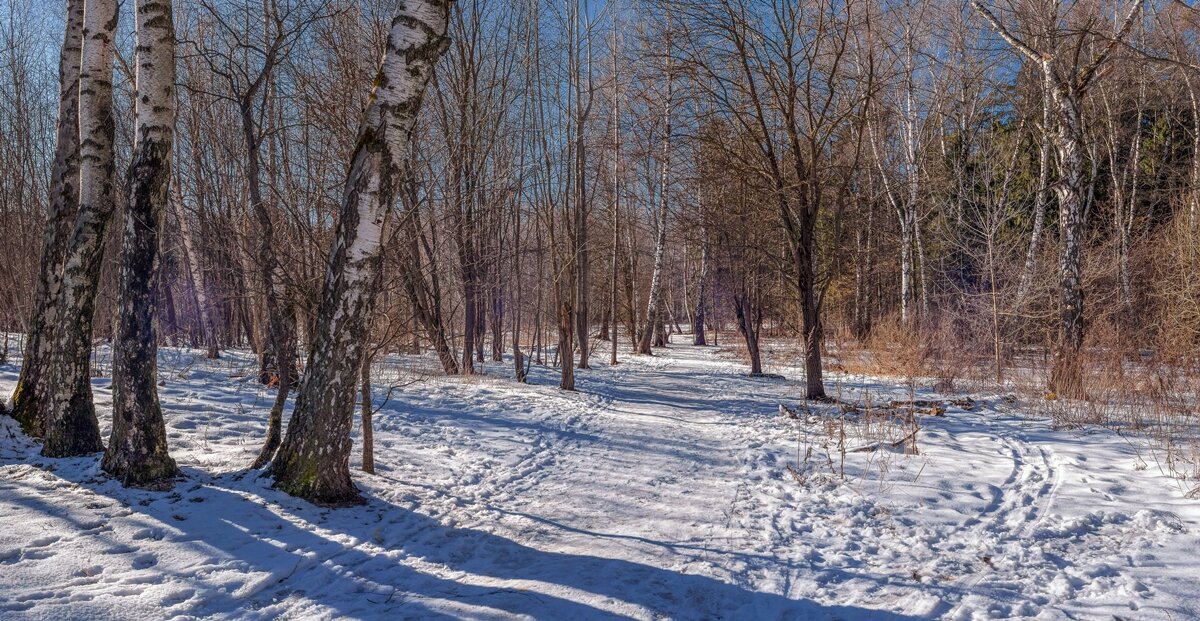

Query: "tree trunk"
left=574, top=150, right=590, bottom=369
left=1049, top=80, right=1087, bottom=398
left=1188, top=75, right=1200, bottom=229
left=608, top=17, right=621, bottom=367
left=511, top=195, right=526, bottom=383
left=637, top=72, right=671, bottom=355
left=1015, top=76, right=1053, bottom=306
left=397, top=207, right=458, bottom=374
left=41, top=0, right=120, bottom=457
left=241, top=88, right=299, bottom=462
left=558, top=301, right=575, bottom=390
left=241, top=91, right=297, bottom=389
left=490, top=282, right=504, bottom=362
left=968, top=0, right=1141, bottom=396
left=798, top=214, right=825, bottom=400
left=270, top=1, right=449, bottom=505
left=733, top=295, right=761, bottom=375
left=609, top=211, right=619, bottom=365
left=251, top=351, right=290, bottom=469
left=172, top=175, right=219, bottom=358
left=474, top=301, right=486, bottom=363
left=621, top=219, right=639, bottom=350
left=360, top=357, right=373, bottom=475
left=8, top=0, right=85, bottom=437
left=461, top=273, right=478, bottom=374
left=103, top=0, right=179, bottom=486
left=693, top=229, right=708, bottom=345
left=897, top=206, right=913, bottom=325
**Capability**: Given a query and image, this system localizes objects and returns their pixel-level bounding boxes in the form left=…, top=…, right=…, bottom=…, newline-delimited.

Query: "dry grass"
left=830, top=305, right=1200, bottom=495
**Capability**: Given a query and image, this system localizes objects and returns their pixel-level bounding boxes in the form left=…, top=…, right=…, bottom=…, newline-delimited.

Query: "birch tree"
left=102, top=0, right=180, bottom=485
left=41, top=0, right=121, bottom=457
left=8, top=0, right=84, bottom=437
left=607, top=12, right=622, bottom=365
left=636, top=48, right=672, bottom=356
left=270, top=0, right=452, bottom=505
left=971, top=0, right=1143, bottom=396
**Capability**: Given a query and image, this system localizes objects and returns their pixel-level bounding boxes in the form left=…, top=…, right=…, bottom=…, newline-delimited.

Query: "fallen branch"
left=847, top=429, right=919, bottom=454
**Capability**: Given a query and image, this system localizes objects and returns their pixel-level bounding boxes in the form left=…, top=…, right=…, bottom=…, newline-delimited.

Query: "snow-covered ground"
left=1, top=342, right=1198, bottom=620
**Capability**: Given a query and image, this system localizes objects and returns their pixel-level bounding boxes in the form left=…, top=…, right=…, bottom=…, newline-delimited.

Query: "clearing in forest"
left=1, top=343, right=1197, bottom=620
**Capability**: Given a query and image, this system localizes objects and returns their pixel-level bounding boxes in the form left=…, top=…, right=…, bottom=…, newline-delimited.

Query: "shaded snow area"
left=1, top=344, right=1199, bottom=620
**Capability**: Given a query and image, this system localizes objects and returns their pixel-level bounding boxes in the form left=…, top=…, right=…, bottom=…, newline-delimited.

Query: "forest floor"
left=1, top=340, right=1198, bottom=620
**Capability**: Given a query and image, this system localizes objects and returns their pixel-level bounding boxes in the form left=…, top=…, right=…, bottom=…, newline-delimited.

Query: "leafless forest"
left=1, top=0, right=1199, bottom=505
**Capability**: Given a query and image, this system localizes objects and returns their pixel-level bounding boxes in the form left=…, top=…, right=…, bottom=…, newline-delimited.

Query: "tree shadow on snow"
left=0, top=459, right=925, bottom=621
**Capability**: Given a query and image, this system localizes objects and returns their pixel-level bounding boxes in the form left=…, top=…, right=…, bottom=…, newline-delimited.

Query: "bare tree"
left=41, top=0, right=121, bottom=457
left=637, top=37, right=672, bottom=356
left=102, top=0, right=180, bottom=485
left=971, top=0, right=1142, bottom=395
left=7, top=0, right=84, bottom=437
left=678, top=0, right=866, bottom=398
left=270, top=0, right=451, bottom=505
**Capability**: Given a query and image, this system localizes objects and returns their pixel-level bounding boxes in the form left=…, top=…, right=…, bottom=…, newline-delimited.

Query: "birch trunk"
left=637, top=70, right=671, bottom=355
left=898, top=208, right=913, bottom=324
left=609, top=194, right=619, bottom=365
left=1015, top=77, right=1053, bottom=306
left=608, top=29, right=620, bottom=365
left=693, top=222, right=708, bottom=346
left=574, top=200, right=590, bottom=368
left=900, top=51, right=919, bottom=327
left=1110, top=83, right=1144, bottom=315
left=1048, top=78, right=1087, bottom=397
left=41, top=0, right=119, bottom=457
left=103, top=0, right=179, bottom=485
left=574, top=115, right=590, bottom=369
left=9, top=0, right=85, bottom=437
left=1188, top=75, right=1200, bottom=229
left=969, top=0, right=1141, bottom=397
left=270, top=0, right=451, bottom=505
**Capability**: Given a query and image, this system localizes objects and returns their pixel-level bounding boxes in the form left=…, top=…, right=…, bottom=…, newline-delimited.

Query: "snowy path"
left=1, top=343, right=1198, bottom=620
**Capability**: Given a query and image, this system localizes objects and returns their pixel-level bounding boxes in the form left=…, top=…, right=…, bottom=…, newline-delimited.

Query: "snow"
left=1, top=342, right=1198, bottom=620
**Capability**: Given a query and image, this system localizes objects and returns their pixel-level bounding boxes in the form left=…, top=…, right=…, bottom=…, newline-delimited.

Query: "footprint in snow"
left=28, top=535, right=60, bottom=548
left=160, top=588, right=195, bottom=607
left=72, top=565, right=104, bottom=578
left=132, top=554, right=159, bottom=570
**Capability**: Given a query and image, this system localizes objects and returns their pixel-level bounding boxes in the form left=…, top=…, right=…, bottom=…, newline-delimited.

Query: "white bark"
left=103, top=0, right=179, bottom=485
left=41, top=0, right=119, bottom=457
left=9, top=0, right=85, bottom=435
left=271, top=0, right=451, bottom=505
left=638, top=63, right=671, bottom=355
left=1015, top=74, right=1053, bottom=306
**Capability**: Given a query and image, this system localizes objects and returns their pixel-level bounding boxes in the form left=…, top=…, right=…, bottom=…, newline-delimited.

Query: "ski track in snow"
left=1, top=343, right=1198, bottom=620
